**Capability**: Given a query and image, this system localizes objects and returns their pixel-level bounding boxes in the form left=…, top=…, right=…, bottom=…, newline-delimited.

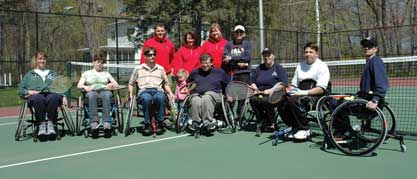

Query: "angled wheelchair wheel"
left=238, top=99, right=255, bottom=130
left=115, top=95, right=124, bottom=133
left=381, top=103, right=396, bottom=139
left=15, top=102, right=28, bottom=141
left=124, top=95, right=135, bottom=136
left=61, top=105, right=75, bottom=136
left=176, top=96, right=191, bottom=133
left=219, top=97, right=236, bottom=134
left=75, top=96, right=84, bottom=136
left=328, top=99, right=387, bottom=156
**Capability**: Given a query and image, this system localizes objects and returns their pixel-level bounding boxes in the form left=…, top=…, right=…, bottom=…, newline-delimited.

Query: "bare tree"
left=77, top=0, right=100, bottom=59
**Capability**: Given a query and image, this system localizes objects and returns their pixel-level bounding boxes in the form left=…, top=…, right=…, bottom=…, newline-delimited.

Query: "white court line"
left=0, top=122, right=16, bottom=126
left=0, top=134, right=189, bottom=169
left=0, top=116, right=19, bottom=119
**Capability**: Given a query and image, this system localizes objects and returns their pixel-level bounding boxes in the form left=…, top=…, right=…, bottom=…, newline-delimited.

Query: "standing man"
left=358, top=37, right=388, bottom=109
left=130, top=47, right=175, bottom=135
left=279, top=42, right=330, bottom=140
left=140, top=23, right=176, bottom=83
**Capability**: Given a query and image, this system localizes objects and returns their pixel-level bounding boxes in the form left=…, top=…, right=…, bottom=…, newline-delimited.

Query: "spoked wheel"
left=176, top=96, right=191, bottom=134
left=115, top=95, right=124, bottom=133
left=218, top=97, right=236, bottom=134
left=328, top=99, right=387, bottom=156
left=15, top=102, right=28, bottom=141
left=237, top=100, right=255, bottom=130
left=315, top=96, right=338, bottom=148
left=75, top=96, right=84, bottom=136
left=61, top=105, right=75, bottom=136
left=124, top=96, right=135, bottom=136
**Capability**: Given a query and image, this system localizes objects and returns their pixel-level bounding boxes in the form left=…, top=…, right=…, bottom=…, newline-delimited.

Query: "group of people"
left=18, top=21, right=388, bottom=141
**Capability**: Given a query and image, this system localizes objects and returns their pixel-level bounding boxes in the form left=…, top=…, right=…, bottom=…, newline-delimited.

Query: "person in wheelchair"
left=249, top=48, right=288, bottom=132
left=18, top=52, right=66, bottom=136
left=128, top=47, right=175, bottom=135
left=279, top=42, right=330, bottom=140
left=186, top=53, right=230, bottom=132
left=332, top=37, right=389, bottom=136
left=76, top=53, right=119, bottom=133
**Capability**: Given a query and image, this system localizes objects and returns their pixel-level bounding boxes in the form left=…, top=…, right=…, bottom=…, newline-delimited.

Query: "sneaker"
left=188, top=121, right=201, bottom=131
left=143, top=123, right=152, bottom=135
left=293, top=129, right=311, bottom=140
left=46, top=121, right=56, bottom=135
left=90, top=122, right=99, bottom=130
left=284, top=129, right=295, bottom=139
left=205, top=122, right=216, bottom=131
left=103, top=122, right=111, bottom=130
left=162, top=119, right=173, bottom=128
left=38, top=122, right=47, bottom=136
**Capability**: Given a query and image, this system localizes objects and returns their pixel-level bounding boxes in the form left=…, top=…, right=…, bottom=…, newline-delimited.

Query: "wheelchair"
left=175, top=93, right=236, bottom=138
left=314, top=94, right=405, bottom=156
left=15, top=101, right=75, bottom=142
left=75, top=90, right=124, bottom=138
left=124, top=92, right=176, bottom=137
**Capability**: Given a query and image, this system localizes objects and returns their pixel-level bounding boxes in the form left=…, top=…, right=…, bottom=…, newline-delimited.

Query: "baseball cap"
left=361, top=37, right=378, bottom=48
left=261, top=48, right=273, bottom=54
left=234, top=25, right=245, bottom=32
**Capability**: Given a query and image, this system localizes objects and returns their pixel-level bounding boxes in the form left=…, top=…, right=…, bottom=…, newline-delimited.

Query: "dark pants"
left=250, top=95, right=277, bottom=126
left=278, top=95, right=318, bottom=130
left=27, top=93, right=63, bottom=123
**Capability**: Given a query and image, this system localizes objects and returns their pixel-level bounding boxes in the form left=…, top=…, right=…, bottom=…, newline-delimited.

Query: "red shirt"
left=172, top=45, right=202, bottom=75
left=140, top=35, right=176, bottom=74
left=201, top=38, right=228, bottom=68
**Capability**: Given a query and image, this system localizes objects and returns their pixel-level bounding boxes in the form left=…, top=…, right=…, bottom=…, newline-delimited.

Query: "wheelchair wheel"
left=328, top=99, right=387, bottom=156
left=61, top=105, right=75, bottom=136
left=219, top=97, right=236, bottom=134
left=381, top=103, right=396, bottom=139
left=75, top=96, right=84, bottom=136
left=124, top=95, right=135, bottom=136
left=176, top=96, right=191, bottom=133
left=15, top=102, right=28, bottom=141
left=238, top=99, right=255, bottom=130
left=115, top=95, right=124, bottom=133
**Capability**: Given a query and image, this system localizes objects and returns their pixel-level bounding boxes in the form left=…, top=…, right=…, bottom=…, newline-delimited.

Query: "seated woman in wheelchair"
left=249, top=48, right=288, bottom=132
left=279, top=42, right=330, bottom=140
left=18, top=52, right=66, bottom=136
left=128, top=47, right=175, bottom=135
left=76, top=53, right=119, bottom=132
left=186, top=53, right=230, bottom=132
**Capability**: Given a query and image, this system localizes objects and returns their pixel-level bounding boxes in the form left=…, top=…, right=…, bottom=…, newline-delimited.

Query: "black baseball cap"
left=261, top=47, right=273, bottom=54
left=361, top=37, right=378, bottom=48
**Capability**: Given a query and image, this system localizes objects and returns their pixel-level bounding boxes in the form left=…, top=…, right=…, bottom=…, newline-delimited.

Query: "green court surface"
left=1, top=115, right=417, bottom=179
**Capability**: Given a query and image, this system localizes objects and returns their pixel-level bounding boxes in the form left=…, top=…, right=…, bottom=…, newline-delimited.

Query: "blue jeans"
left=86, top=90, right=113, bottom=123
left=27, top=93, right=62, bottom=123
left=138, top=88, right=166, bottom=124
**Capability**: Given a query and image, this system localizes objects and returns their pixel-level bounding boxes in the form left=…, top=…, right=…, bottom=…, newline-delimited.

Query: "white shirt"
left=34, top=69, right=50, bottom=81
left=291, top=58, right=330, bottom=89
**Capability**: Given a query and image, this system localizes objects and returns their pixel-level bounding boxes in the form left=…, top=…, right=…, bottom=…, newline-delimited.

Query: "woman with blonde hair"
left=201, top=23, right=228, bottom=68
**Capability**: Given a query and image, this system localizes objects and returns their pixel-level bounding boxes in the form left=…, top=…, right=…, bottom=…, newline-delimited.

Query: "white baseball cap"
left=234, top=25, right=245, bottom=32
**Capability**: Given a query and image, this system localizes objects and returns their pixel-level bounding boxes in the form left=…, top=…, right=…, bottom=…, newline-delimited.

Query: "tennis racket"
left=225, top=81, right=255, bottom=100
left=268, top=85, right=286, bottom=104
left=42, top=75, right=73, bottom=94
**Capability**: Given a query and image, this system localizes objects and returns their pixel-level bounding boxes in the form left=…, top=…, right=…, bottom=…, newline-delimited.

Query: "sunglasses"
left=235, top=30, right=244, bottom=33
left=146, top=53, right=156, bottom=57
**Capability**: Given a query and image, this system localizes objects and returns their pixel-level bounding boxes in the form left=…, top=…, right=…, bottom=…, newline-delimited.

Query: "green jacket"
left=18, top=69, right=58, bottom=98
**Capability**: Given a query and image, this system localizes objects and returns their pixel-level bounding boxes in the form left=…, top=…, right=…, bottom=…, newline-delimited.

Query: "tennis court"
left=1, top=111, right=417, bottom=179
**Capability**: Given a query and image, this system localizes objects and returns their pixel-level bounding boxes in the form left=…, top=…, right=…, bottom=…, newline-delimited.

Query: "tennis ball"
left=258, top=95, right=263, bottom=99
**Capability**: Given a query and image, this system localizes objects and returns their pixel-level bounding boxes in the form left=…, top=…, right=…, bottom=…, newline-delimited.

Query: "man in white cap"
left=222, top=24, right=253, bottom=122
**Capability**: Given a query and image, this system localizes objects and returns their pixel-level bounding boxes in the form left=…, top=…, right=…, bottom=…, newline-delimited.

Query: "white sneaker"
left=293, top=129, right=311, bottom=140
left=38, top=122, right=47, bottom=136
left=46, top=121, right=56, bottom=135
left=284, top=129, right=295, bottom=139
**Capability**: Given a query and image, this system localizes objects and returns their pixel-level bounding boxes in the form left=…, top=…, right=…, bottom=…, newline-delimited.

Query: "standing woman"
left=77, top=54, right=119, bottom=132
left=201, top=23, right=228, bottom=69
left=172, top=32, right=202, bottom=75
left=18, top=52, right=66, bottom=136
